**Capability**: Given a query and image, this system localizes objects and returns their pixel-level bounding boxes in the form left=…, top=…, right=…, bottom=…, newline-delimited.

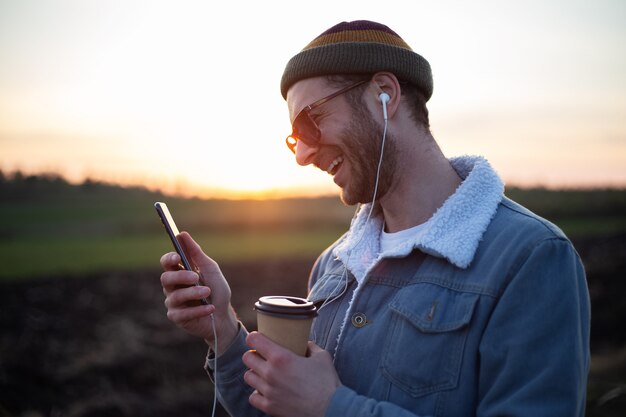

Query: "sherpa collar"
left=332, top=155, right=504, bottom=278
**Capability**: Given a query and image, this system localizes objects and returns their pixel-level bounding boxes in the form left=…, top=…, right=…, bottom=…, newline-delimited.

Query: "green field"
left=0, top=229, right=346, bottom=279
left=1, top=174, right=625, bottom=279
left=0, top=175, right=356, bottom=279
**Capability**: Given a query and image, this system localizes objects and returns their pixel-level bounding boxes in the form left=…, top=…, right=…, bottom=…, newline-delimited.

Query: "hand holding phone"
left=154, top=202, right=209, bottom=305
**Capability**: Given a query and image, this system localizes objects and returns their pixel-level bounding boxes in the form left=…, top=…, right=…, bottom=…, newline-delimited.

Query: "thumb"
left=178, top=231, right=220, bottom=279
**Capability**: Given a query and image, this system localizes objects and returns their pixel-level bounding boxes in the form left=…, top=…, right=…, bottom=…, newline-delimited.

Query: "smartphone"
left=154, top=201, right=209, bottom=305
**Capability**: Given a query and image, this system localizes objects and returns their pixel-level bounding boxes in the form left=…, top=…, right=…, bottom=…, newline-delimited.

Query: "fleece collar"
left=332, top=155, right=504, bottom=278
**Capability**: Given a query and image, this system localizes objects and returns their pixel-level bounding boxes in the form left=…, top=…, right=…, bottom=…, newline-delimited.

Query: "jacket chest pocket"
left=382, top=283, right=479, bottom=398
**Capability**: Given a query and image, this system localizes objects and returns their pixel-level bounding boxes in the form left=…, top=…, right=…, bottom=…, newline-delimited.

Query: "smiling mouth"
left=326, top=156, right=344, bottom=175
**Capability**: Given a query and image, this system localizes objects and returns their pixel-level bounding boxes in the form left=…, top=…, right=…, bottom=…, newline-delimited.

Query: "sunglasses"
left=285, top=80, right=368, bottom=154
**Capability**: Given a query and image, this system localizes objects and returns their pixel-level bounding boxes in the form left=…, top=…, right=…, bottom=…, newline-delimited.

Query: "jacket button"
left=351, top=312, right=367, bottom=328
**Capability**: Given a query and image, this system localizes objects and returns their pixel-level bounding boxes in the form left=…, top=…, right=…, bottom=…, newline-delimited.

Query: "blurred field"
left=1, top=173, right=625, bottom=279
left=1, top=173, right=625, bottom=416
left=0, top=174, right=355, bottom=279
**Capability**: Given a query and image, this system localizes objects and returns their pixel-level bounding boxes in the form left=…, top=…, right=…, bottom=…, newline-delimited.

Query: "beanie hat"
left=280, top=20, right=433, bottom=101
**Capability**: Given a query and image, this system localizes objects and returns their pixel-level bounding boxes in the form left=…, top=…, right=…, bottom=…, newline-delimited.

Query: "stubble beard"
left=338, top=107, right=397, bottom=206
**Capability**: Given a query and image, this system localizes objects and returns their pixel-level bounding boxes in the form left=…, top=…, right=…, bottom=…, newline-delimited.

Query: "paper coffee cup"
left=254, top=296, right=317, bottom=356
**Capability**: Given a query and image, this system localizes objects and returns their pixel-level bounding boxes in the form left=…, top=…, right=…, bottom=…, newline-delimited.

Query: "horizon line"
left=2, top=167, right=625, bottom=201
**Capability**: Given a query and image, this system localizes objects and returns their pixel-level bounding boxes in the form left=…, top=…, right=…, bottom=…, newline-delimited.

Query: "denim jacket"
left=207, top=156, right=590, bottom=417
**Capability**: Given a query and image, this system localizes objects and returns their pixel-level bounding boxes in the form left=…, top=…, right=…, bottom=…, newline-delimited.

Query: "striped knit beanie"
left=280, top=20, right=433, bottom=101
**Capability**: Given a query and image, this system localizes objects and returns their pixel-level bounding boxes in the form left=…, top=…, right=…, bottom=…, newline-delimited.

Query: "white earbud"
left=379, top=92, right=390, bottom=120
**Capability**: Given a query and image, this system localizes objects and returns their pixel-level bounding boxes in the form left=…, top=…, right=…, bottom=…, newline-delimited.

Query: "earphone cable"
left=210, top=313, right=218, bottom=417
left=318, top=115, right=388, bottom=313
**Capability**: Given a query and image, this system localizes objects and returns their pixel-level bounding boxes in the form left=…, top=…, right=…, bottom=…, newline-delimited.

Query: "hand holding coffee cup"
left=254, top=296, right=317, bottom=356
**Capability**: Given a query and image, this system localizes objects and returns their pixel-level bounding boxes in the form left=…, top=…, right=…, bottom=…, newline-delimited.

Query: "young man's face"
left=286, top=77, right=397, bottom=206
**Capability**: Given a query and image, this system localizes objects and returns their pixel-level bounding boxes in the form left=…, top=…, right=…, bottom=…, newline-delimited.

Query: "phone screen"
left=154, top=202, right=209, bottom=305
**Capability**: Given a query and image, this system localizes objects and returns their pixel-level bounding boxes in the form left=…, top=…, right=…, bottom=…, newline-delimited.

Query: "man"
left=160, top=20, right=590, bottom=417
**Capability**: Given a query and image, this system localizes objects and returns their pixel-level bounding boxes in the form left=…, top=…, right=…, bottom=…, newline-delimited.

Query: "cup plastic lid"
left=254, top=296, right=317, bottom=318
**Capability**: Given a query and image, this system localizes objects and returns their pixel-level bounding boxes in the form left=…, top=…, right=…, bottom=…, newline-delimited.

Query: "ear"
left=370, top=72, right=402, bottom=120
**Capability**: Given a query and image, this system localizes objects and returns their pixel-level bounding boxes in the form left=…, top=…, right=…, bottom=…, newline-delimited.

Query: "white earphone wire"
left=317, top=109, right=388, bottom=313
left=210, top=314, right=218, bottom=417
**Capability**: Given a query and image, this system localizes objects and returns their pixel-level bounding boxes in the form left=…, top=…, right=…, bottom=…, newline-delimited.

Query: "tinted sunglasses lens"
left=292, top=112, right=320, bottom=146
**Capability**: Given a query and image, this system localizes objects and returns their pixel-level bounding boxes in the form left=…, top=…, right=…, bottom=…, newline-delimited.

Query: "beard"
left=338, top=105, right=398, bottom=206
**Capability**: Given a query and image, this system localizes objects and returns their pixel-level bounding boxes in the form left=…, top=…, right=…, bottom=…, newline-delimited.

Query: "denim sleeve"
left=477, top=238, right=590, bottom=416
left=204, top=322, right=268, bottom=417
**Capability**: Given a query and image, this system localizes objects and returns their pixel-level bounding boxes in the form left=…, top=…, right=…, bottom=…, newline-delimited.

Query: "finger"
left=178, top=232, right=221, bottom=277
left=166, top=303, right=215, bottom=324
left=165, top=284, right=211, bottom=308
left=248, top=389, right=270, bottom=415
left=242, top=349, right=266, bottom=370
left=160, top=270, right=202, bottom=293
left=246, top=332, right=293, bottom=364
left=160, top=252, right=181, bottom=271
left=243, top=369, right=269, bottom=395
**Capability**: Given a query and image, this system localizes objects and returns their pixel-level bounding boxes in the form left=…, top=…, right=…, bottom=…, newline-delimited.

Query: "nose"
left=294, top=140, right=319, bottom=166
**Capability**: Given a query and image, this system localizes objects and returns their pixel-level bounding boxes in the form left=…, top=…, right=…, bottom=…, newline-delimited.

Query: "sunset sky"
left=1, top=0, right=625, bottom=198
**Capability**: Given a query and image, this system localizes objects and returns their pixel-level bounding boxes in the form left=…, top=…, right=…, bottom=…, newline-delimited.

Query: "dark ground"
left=0, top=257, right=312, bottom=417
left=1, top=234, right=625, bottom=417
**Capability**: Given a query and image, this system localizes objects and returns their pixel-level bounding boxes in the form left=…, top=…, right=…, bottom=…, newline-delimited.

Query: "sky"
left=0, top=0, right=625, bottom=198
